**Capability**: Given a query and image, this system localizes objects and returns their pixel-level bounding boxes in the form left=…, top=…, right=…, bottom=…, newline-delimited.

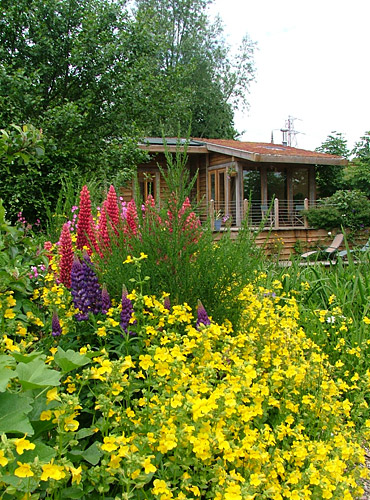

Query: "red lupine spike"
left=98, top=200, right=110, bottom=246
left=76, top=185, right=96, bottom=253
left=105, top=185, right=120, bottom=231
left=58, top=223, right=74, bottom=288
left=124, top=199, right=138, bottom=236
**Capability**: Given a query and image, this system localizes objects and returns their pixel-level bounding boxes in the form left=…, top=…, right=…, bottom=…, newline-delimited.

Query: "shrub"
left=303, top=189, right=370, bottom=231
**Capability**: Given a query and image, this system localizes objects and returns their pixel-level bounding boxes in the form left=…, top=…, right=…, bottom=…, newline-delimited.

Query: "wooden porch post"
left=243, top=199, right=249, bottom=225
left=210, top=199, right=215, bottom=230
left=304, top=197, right=309, bottom=229
left=274, top=198, right=279, bottom=229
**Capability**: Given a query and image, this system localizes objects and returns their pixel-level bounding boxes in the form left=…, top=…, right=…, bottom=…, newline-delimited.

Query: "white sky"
left=209, top=0, right=370, bottom=152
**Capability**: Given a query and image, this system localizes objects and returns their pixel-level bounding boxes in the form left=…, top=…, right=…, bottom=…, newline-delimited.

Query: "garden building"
left=121, top=137, right=347, bottom=257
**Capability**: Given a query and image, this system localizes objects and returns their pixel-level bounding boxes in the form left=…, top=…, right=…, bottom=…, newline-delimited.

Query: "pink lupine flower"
left=58, top=223, right=74, bottom=288
left=124, top=199, right=138, bottom=236
left=105, top=185, right=120, bottom=232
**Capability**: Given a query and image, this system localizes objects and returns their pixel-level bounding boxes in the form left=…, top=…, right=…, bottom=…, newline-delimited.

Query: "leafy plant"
left=303, top=189, right=370, bottom=231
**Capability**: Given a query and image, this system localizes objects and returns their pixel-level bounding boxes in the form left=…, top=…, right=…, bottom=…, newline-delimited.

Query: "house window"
left=292, top=168, right=309, bottom=202
left=243, top=169, right=261, bottom=200
left=267, top=168, right=287, bottom=201
left=138, top=172, right=156, bottom=201
left=209, top=169, right=226, bottom=211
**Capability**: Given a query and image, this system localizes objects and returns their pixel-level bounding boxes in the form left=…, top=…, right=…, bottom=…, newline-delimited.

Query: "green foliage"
left=0, top=199, right=47, bottom=296
left=0, top=124, right=47, bottom=223
left=303, top=189, right=370, bottom=231
left=345, top=131, right=370, bottom=197
left=315, top=132, right=349, bottom=197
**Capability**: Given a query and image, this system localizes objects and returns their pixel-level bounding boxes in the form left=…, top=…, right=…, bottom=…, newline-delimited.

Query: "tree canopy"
left=0, top=0, right=256, bottom=222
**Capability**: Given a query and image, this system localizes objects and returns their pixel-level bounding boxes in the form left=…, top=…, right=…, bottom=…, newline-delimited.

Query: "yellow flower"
left=143, top=455, right=157, bottom=474
left=363, top=316, right=370, bottom=325
left=4, top=308, right=15, bottom=319
left=46, top=387, right=60, bottom=403
left=0, top=450, right=8, bottom=466
left=139, top=354, right=154, bottom=370
left=131, top=469, right=141, bottom=479
left=64, top=414, right=79, bottom=432
left=40, top=410, right=53, bottom=421
left=41, top=462, right=66, bottom=481
left=69, top=465, right=82, bottom=484
left=101, top=436, right=118, bottom=452
left=152, top=479, right=170, bottom=495
left=97, top=326, right=107, bottom=337
left=14, top=462, right=34, bottom=478
left=123, top=255, right=133, bottom=264
left=14, top=435, right=36, bottom=455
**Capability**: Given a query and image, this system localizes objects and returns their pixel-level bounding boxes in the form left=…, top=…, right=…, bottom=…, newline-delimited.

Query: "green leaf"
left=0, top=393, right=34, bottom=435
left=19, top=441, right=56, bottom=463
left=0, top=354, right=16, bottom=369
left=0, top=366, right=16, bottom=392
left=61, top=487, right=85, bottom=499
left=54, top=347, right=91, bottom=373
left=11, top=351, right=46, bottom=364
left=69, top=442, right=102, bottom=465
left=15, top=358, right=61, bottom=390
left=75, top=427, right=96, bottom=440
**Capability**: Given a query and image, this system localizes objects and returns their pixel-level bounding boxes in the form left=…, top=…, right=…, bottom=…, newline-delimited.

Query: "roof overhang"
left=138, top=137, right=347, bottom=165
left=203, top=142, right=347, bottom=166
left=138, top=137, right=208, bottom=154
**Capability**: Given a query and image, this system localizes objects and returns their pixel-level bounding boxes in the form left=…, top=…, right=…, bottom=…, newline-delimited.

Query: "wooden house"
left=122, top=137, right=344, bottom=224
left=120, top=137, right=346, bottom=257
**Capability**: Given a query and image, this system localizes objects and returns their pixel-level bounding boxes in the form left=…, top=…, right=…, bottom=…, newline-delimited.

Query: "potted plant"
left=227, top=164, right=237, bottom=178
left=214, top=210, right=223, bottom=231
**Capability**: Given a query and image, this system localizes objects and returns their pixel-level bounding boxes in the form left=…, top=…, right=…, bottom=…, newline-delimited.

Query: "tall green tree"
left=133, top=0, right=256, bottom=138
left=315, top=132, right=349, bottom=197
left=0, top=0, right=255, bottom=222
left=345, top=132, right=370, bottom=197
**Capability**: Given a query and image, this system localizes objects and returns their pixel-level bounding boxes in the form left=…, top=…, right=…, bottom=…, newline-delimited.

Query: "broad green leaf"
left=15, top=358, right=61, bottom=390
left=61, top=487, right=85, bottom=499
left=12, top=351, right=46, bottom=364
left=75, top=427, right=96, bottom=440
left=0, top=366, right=16, bottom=392
left=0, top=393, right=33, bottom=435
left=19, top=441, right=56, bottom=463
left=54, top=347, right=91, bottom=373
left=69, top=442, right=102, bottom=465
left=0, top=354, right=16, bottom=368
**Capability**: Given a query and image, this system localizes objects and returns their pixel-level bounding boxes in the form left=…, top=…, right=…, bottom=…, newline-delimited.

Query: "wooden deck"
left=213, top=227, right=369, bottom=261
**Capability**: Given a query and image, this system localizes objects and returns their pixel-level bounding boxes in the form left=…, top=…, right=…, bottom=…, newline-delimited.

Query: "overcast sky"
left=209, top=0, right=370, bottom=151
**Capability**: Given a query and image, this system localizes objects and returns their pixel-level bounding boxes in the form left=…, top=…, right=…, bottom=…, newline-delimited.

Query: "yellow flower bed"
left=0, top=283, right=368, bottom=499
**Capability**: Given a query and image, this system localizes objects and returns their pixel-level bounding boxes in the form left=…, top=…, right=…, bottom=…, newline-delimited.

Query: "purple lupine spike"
left=164, top=296, right=171, bottom=312
left=196, top=300, right=211, bottom=330
left=101, top=284, right=111, bottom=314
left=52, top=311, right=62, bottom=337
left=81, top=253, right=102, bottom=315
left=120, top=285, right=136, bottom=335
left=70, top=255, right=89, bottom=321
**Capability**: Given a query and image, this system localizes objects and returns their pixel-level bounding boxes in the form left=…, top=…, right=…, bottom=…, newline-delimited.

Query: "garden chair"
left=338, top=236, right=370, bottom=259
left=301, top=233, right=344, bottom=260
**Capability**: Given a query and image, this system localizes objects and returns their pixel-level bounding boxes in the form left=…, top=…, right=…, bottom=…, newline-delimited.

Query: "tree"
left=315, top=132, right=349, bottom=197
left=0, top=0, right=256, bottom=222
left=133, top=0, right=256, bottom=138
left=0, top=0, right=148, bottom=221
left=345, top=132, right=370, bottom=197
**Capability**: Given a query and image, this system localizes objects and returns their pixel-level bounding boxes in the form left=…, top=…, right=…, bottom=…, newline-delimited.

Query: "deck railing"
left=195, top=198, right=317, bottom=230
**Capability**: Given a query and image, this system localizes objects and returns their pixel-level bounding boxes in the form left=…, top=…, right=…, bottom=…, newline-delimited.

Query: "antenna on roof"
left=280, top=116, right=301, bottom=147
